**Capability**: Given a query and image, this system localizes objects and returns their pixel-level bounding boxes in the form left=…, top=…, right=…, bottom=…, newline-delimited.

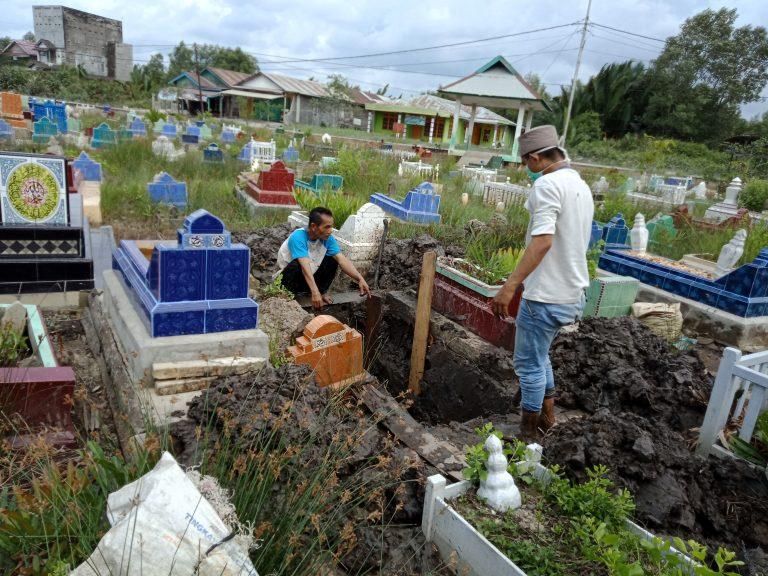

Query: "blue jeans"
left=514, top=297, right=585, bottom=412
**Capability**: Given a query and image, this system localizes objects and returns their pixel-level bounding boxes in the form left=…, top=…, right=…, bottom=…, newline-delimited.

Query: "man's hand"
left=311, top=290, right=324, bottom=311
left=358, top=276, right=372, bottom=298
left=492, top=284, right=518, bottom=317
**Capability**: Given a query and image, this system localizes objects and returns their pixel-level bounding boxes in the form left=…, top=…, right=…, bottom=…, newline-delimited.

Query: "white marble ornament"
left=461, top=192, right=469, bottom=206
left=715, top=229, right=747, bottom=277
left=630, top=213, right=649, bottom=253
left=477, top=435, right=521, bottom=513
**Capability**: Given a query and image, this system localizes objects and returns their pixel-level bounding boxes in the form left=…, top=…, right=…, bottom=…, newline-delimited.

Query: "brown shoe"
left=539, top=397, right=555, bottom=433
left=518, top=410, right=541, bottom=444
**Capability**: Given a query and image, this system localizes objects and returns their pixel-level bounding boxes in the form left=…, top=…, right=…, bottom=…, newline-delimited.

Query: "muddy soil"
left=171, top=364, right=432, bottom=575
left=376, top=235, right=464, bottom=291
left=235, top=222, right=294, bottom=286
left=543, top=318, right=768, bottom=570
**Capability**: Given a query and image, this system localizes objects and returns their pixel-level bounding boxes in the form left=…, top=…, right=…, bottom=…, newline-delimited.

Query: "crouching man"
left=277, top=206, right=371, bottom=310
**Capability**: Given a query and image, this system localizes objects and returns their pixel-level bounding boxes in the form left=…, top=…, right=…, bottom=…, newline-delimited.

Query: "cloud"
left=3, top=0, right=766, bottom=114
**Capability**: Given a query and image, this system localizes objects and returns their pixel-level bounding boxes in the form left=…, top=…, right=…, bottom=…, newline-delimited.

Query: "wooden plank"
left=155, top=375, right=217, bottom=396
left=152, top=356, right=266, bottom=380
left=408, top=251, right=437, bottom=395
left=360, top=383, right=464, bottom=481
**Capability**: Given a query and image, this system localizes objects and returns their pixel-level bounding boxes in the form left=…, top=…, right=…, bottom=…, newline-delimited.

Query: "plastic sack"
left=631, top=302, right=683, bottom=342
left=72, top=452, right=258, bottom=576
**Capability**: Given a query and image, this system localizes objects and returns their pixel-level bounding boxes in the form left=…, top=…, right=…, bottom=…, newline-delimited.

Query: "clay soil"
left=544, top=317, right=768, bottom=572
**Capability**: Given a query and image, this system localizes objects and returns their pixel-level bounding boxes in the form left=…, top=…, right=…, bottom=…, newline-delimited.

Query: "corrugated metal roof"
left=170, top=71, right=220, bottom=90
left=260, top=73, right=329, bottom=97
left=1, top=40, right=38, bottom=57
left=364, top=102, right=453, bottom=117
left=205, top=67, right=252, bottom=88
left=366, top=94, right=514, bottom=126
left=220, top=89, right=282, bottom=100
left=349, top=88, right=390, bottom=106
left=440, top=56, right=544, bottom=104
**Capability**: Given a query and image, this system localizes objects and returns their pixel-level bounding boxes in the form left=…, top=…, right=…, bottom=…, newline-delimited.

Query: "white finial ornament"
left=496, top=201, right=505, bottom=212
left=477, top=434, right=521, bottom=512
left=251, top=157, right=260, bottom=173
left=715, top=229, right=747, bottom=276
left=461, top=192, right=469, bottom=206
left=630, top=213, right=649, bottom=253
left=724, top=177, right=742, bottom=206
left=321, top=132, right=332, bottom=145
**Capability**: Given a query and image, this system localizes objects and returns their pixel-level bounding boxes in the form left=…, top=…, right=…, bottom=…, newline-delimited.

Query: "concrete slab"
left=90, top=225, right=116, bottom=290
left=235, top=186, right=297, bottom=217
left=101, top=269, right=269, bottom=386
left=599, top=269, right=768, bottom=351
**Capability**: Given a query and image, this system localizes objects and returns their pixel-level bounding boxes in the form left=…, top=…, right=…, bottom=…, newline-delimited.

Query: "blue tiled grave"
left=182, top=124, right=200, bottom=144
left=128, top=117, right=147, bottom=137
left=203, top=143, right=224, bottom=163
left=161, top=122, right=178, bottom=138
left=71, top=151, right=102, bottom=182
left=589, top=221, right=603, bottom=248
left=221, top=129, right=236, bottom=144
left=370, top=181, right=441, bottom=224
left=147, top=172, right=188, bottom=208
left=153, top=119, right=165, bottom=134
left=283, top=146, right=299, bottom=163
left=0, top=120, right=14, bottom=141
left=598, top=247, right=768, bottom=318
left=32, top=117, right=58, bottom=144
left=601, top=213, right=629, bottom=247
left=295, top=173, right=343, bottom=194
left=112, top=209, right=258, bottom=337
left=31, top=100, right=67, bottom=133
left=91, top=123, right=117, bottom=148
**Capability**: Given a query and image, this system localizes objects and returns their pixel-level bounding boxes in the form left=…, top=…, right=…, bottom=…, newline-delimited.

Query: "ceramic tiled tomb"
left=0, top=92, right=27, bottom=129
left=287, top=315, right=366, bottom=388
left=370, top=181, right=441, bottom=224
left=0, top=152, right=94, bottom=293
left=112, top=209, right=259, bottom=337
left=244, top=160, right=298, bottom=206
left=147, top=172, right=188, bottom=208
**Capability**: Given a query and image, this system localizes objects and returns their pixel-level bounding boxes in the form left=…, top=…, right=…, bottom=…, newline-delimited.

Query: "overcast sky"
left=3, top=0, right=767, bottom=117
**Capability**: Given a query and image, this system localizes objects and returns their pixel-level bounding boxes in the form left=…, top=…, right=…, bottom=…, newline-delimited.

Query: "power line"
left=588, top=31, right=662, bottom=54
left=590, top=21, right=667, bottom=44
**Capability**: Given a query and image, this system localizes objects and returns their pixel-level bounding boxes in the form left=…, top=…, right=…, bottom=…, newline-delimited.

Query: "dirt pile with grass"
left=235, top=223, right=294, bottom=286
left=544, top=318, right=768, bottom=565
left=172, top=364, right=428, bottom=575
left=377, top=234, right=464, bottom=290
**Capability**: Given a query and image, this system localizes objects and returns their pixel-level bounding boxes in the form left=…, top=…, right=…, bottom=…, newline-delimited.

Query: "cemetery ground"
left=1, top=123, right=768, bottom=576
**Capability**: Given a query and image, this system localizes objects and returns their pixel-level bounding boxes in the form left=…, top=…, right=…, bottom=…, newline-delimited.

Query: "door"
left=411, top=125, right=423, bottom=140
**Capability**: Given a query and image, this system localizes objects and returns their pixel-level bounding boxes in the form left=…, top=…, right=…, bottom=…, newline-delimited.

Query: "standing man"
left=491, top=125, right=594, bottom=441
left=277, top=206, right=371, bottom=310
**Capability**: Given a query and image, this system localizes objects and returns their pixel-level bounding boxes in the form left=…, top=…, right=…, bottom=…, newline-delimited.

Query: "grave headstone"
left=715, top=229, right=747, bottom=277
left=45, top=136, right=64, bottom=156
left=630, top=213, right=649, bottom=253
left=221, top=129, right=236, bottom=144
left=287, top=315, right=365, bottom=388
left=161, top=122, right=177, bottom=138
left=370, top=181, right=441, bottom=224
left=32, top=116, right=59, bottom=144
left=67, top=117, right=81, bottom=134
left=0, top=92, right=26, bottom=128
left=151, top=135, right=185, bottom=161
left=592, top=176, right=609, bottom=196
left=283, top=145, right=299, bottom=163
left=203, top=143, right=224, bottom=163
left=602, top=213, right=629, bottom=246
left=31, top=100, right=67, bottom=133
left=198, top=123, right=212, bottom=141
left=91, top=123, right=117, bottom=148
left=182, top=124, right=200, bottom=144
left=147, top=172, right=188, bottom=208
left=112, top=209, right=259, bottom=337
left=128, top=117, right=147, bottom=138
left=692, top=181, right=707, bottom=199
left=0, top=120, right=14, bottom=141
left=244, top=161, right=296, bottom=206
left=705, top=177, right=743, bottom=223
left=477, top=434, right=521, bottom=512
left=621, top=177, right=636, bottom=194
left=294, top=173, right=343, bottom=195
left=153, top=119, right=165, bottom=134
left=72, top=151, right=102, bottom=182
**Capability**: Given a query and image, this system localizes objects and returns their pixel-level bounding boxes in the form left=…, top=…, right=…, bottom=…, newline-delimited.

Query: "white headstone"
left=477, top=435, right=521, bottom=512
left=692, top=181, right=707, bottom=199
left=724, top=177, right=742, bottom=206
left=715, top=229, right=747, bottom=277
left=321, top=133, right=332, bottom=145
left=592, top=176, right=609, bottom=195
left=496, top=201, right=505, bottom=212
left=630, top=213, right=649, bottom=254
left=1, top=301, right=27, bottom=335
left=461, top=192, right=469, bottom=206
left=45, top=136, right=63, bottom=156
left=152, top=135, right=184, bottom=161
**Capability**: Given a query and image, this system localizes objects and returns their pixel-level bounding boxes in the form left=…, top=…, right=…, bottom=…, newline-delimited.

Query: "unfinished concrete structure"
left=33, top=5, right=132, bottom=81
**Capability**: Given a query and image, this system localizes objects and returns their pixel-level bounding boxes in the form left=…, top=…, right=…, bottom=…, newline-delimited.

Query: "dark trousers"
left=280, top=256, right=339, bottom=296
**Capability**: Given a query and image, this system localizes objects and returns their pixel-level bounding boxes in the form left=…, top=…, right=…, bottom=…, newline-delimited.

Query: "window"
left=481, top=126, right=493, bottom=143
left=432, top=117, right=445, bottom=139
left=382, top=112, right=398, bottom=130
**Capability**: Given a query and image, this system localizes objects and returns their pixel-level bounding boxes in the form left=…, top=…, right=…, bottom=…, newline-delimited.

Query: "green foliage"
left=167, top=41, right=258, bottom=78
left=0, top=322, right=28, bottom=367
left=570, top=111, right=603, bottom=145
left=293, top=187, right=361, bottom=228
left=261, top=273, right=293, bottom=300
left=587, top=240, right=605, bottom=280
left=728, top=411, right=768, bottom=466
left=144, top=108, right=166, bottom=124
left=740, top=179, right=768, bottom=211
left=465, top=244, right=524, bottom=285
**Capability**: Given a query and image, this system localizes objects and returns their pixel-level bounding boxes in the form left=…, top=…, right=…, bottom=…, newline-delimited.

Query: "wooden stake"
left=408, top=250, right=437, bottom=395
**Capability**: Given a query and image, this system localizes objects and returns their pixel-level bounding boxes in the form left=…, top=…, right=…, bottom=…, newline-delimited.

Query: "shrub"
left=740, top=179, right=768, bottom=212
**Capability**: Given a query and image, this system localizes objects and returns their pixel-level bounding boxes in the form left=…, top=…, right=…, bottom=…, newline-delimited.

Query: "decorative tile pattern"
left=32, top=117, right=59, bottom=144
left=206, top=247, right=249, bottom=300
left=601, top=213, right=629, bottom=246
left=147, top=172, right=188, bottom=208
left=91, top=123, right=117, bottom=148
left=31, top=100, right=67, bottom=133
left=0, top=238, right=80, bottom=257
left=0, top=153, right=67, bottom=225
left=72, top=152, right=102, bottom=182
left=0, top=120, right=14, bottom=141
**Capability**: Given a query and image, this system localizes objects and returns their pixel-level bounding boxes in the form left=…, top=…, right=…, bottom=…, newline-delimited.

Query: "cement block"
left=101, top=269, right=269, bottom=386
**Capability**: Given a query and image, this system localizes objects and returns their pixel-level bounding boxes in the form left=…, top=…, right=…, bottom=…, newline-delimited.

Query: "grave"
left=128, top=117, right=147, bottom=138
left=238, top=139, right=276, bottom=164
left=0, top=152, right=94, bottom=293
left=73, top=168, right=103, bottom=225
left=482, top=179, right=528, bottom=208
left=147, top=172, right=188, bottom=208
left=0, top=92, right=27, bottom=129
left=72, top=151, right=102, bottom=182
left=601, top=213, right=629, bottom=247
left=283, top=145, right=299, bottom=163
left=203, top=143, right=224, bottom=163
left=0, top=120, right=13, bottom=141
left=646, top=214, right=677, bottom=251
left=45, top=136, right=63, bottom=156
left=32, top=117, right=59, bottom=144
left=31, top=99, right=67, bottom=133
left=398, top=160, right=434, bottom=178
left=198, top=123, right=212, bottom=141
left=241, top=160, right=297, bottom=207
left=287, top=315, right=366, bottom=388
left=91, top=123, right=117, bottom=148
left=151, top=135, right=185, bottom=161
left=294, top=173, right=343, bottom=194
left=320, top=156, right=338, bottom=169
left=221, top=129, right=236, bottom=144
left=287, top=202, right=387, bottom=271
left=67, top=117, right=81, bottom=134
left=705, top=177, right=744, bottom=223
left=161, top=122, right=178, bottom=138
left=370, top=182, right=441, bottom=224
left=672, top=204, right=750, bottom=230
left=153, top=119, right=165, bottom=134
left=106, top=210, right=267, bottom=397
left=181, top=124, right=200, bottom=145
left=460, top=165, right=497, bottom=183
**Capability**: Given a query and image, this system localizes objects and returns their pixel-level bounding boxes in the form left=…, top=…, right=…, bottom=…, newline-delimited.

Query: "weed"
left=0, top=323, right=29, bottom=367
left=260, top=274, right=293, bottom=300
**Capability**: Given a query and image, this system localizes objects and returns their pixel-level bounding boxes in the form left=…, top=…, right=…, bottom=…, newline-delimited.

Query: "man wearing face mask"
left=491, top=125, right=594, bottom=442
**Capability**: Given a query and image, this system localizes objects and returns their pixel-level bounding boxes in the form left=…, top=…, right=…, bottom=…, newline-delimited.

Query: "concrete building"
left=32, top=5, right=132, bottom=81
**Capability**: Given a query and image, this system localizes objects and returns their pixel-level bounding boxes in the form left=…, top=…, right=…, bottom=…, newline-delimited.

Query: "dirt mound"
left=235, top=223, right=293, bottom=286
left=172, top=364, right=426, bottom=575
left=376, top=235, right=463, bottom=290
left=550, top=317, right=711, bottom=433
left=544, top=410, right=768, bottom=560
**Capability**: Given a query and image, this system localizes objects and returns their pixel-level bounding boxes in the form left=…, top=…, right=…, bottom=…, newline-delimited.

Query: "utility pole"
left=193, top=43, right=204, bottom=116
left=561, top=0, right=592, bottom=147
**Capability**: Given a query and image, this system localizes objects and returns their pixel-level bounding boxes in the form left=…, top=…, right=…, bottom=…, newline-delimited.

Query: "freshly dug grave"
left=543, top=318, right=768, bottom=569
left=376, top=235, right=464, bottom=291
left=171, top=364, right=432, bottom=575
left=235, top=222, right=294, bottom=286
